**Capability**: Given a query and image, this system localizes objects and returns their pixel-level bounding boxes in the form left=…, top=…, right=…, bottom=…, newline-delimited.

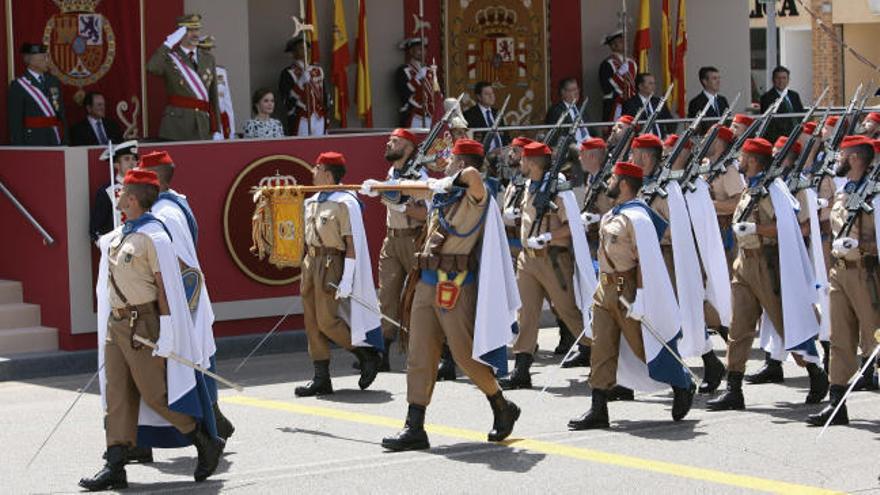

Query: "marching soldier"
left=90, top=141, right=139, bottom=243
left=730, top=114, right=754, bottom=138
left=147, top=14, right=222, bottom=142
left=8, top=43, right=66, bottom=146
left=579, top=137, right=614, bottom=252
left=569, top=162, right=695, bottom=430
left=598, top=30, right=637, bottom=122
left=861, top=112, right=880, bottom=139
left=81, top=168, right=222, bottom=490
left=395, top=37, right=439, bottom=128
left=702, top=125, right=744, bottom=269
left=295, top=152, right=383, bottom=397
left=808, top=136, right=880, bottom=426
left=501, top=137, right=533, bottom=262
left=607, top=115, right=634, bottom=148
left=279, top=34, right=328, bottom=136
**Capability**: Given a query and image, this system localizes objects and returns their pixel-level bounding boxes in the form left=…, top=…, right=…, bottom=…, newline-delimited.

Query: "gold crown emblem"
left=475, top=6, right=517, bottom=33
left=53, top=0, right=101, bottom=13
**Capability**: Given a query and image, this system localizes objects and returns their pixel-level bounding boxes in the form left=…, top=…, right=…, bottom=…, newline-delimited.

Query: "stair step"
left=0, top=303, right=41, bottom=329
left=0, top=280, right=23, bottom=304
left=0, top=326, right=58, bottom=355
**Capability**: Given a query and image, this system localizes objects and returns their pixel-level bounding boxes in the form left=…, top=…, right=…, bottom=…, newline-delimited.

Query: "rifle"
left=637, top=83, right=674, bottom=137
left=809, top=83, right=863, bottom=190
left=543, top=99, right=581, bottom=146
left=640, top=97, right=713, bottom=205
left=581, top=105, right=646, bottom=213
left=845, top=83, right=872, bottom=135
left=836, top=158, right=880, bottom=240
left=787, top=108, right=830, bottom=193
left=755, top=89, right=789, bottom=139
left=735, top=86, right=829, bottom=224
left=529, top=97, right=589, bottom=238
left=481, top=94, right=511, bottom=151
left=401, top=92, right=465, bottom=178
left=677, top=93, right=740, bottom=191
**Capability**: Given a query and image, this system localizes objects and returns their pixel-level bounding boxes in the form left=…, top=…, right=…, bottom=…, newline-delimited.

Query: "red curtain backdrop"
left=403, top=0, right=443, bottom=84
left=0, top=2, right=8, bottom=142
left=144, top=1, right=184, bottom=138
left=549, top=0, right=582, bottom=105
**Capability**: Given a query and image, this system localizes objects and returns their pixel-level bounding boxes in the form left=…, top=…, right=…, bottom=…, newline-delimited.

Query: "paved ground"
left=3, top=329, right=879, bottom=494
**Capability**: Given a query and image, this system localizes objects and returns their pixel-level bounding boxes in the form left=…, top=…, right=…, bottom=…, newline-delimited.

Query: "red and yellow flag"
left=633, top=0, right=651, bottom=71
left=661, top=0, right=672, bottom=91
left=305, top=0, right=320, bottom=63
left=355, top=0, right=373, bottom=127
left=332, top=0, right=350, bottom=127
left=672, top=0, right=688, bottom=116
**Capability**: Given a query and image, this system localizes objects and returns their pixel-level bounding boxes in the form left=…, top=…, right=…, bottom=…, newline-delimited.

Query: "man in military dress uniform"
left=8, top=43, right=66, bottom=146
left=90, top=141, right=139, bottom=243
left=395, top=37, right=439, bottom=128
left=279, top=34, right=328, bottom=136
left=598, top=30, right=637, bottom=122
left=147, top=14, right=222, bottom=142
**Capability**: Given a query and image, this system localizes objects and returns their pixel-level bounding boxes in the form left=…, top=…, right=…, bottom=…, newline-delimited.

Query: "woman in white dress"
left=243, top=88, right=285, bottom=139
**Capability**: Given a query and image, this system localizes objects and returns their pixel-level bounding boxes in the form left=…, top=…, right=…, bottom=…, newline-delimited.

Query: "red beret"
left=391, top=128, right=417, bottom=144
left=664, top=134, right=692, bottom=150
left=316, top=151, right=346, bottom=165
left=452, top=138, right=484, bottom=156
left=733, top=114, right=754, bottom=126
left=632, top=134, right=663, bottom=149
left=826, top=116, right=841, bottom=129
left=522, top=142, right=552, bottom=157
left=138, top=151, right=173, bottom=168
left=840, top=135, right=874, bottom=149
left=613, top=161, right=643, bottom=179
left=866, top=112, right=880, bottom=124
left=124, top=168, right=160, bottom=187
left=802, top=122, right=817, bottom=135
left=617, top=115, right=634, bottom=125
left=716, top=125, right=735, bottom=143
left=742, top=138, right=773, bottom=157
left=773, top=136, right=802, bottom=156
left=511, top=136, right=534, bottom=148
left=580, top=137, right=607, bottom=151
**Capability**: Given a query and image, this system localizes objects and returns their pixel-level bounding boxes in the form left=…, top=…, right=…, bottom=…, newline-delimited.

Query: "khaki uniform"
left=301, top=199, right=354, bottom=361
left=828, top=189, right=880, bottom=386
left=105, top=232, right=196, bottom=447
left=378, top=190, right=425, bottom=340
left=816, top=175, right=836, bottom=269
left=512, top=186, right=587, bottom=354
left=584, top=177, right=615, bottom=253
left=590, top=212, right=645, bottom=390
left=147, top=45, right=220, bottom=141
left=708, top=163, right=746, bottom=267
left=502, top=181, right=525, bottom=261
left=407, top=191, right=500, bottom=406
left=726, top=187, right=811, bottom=373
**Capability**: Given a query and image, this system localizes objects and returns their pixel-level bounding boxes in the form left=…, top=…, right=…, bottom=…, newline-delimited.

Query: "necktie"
left=188, top=51, right=196, bottom=66
left=96, top=120, right=108, bottom=145
left=712, top=96, right=719, bottom=115
left=568, top=105, right=588, bottom=141
left=485, top=109, right=501, bottom=150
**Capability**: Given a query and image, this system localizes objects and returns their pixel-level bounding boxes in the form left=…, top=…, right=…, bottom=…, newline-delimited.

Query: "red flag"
left=355, top=0, right=372, bottom=127
left=661, top=0, right=673, bottom=90
left=332, top=0, right=350, bottom=127
left=673, top=0, right=688, bottom=116
left=305, top=0, right=320, bottom=63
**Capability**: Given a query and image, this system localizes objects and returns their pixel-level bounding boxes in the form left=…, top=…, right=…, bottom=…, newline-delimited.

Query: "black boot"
left=295, top=360, right=334, bottom=397
left=715, top=326, right=729, bottom=343
left=382, top=404, right=430, bottom=451
left=352, top=347, right=381, bottom=390
left=607, top=385, right=634, bottom=401
left=821, top=340, right=831, bottom=374
left=102, top=445, right=153, bottom=464
left=699, top=351, right=726, bottom=394
left=561, top=344, right=591, bottom=368
left=568, top=389, right=610, bottom=430
left=214, top=402, right=235, bottom=441
left=79, top=445, right=128, bottom=491
left=706, top=371, right=745, bottom=411
left=188, top=424, right=223, bottom=482
left=437, top=344, right=457, bottom=381
left=805, top=362, right=830, bottom=404
left=672, top=383, right=697, bottom=421
left=499, top=353, right=533, bottom=390
left=745, top=353, right=784, bottom=384
left=852, top=356, right=878, bottom=391
left=487, top=391, right=520, bottom=442
left=379, top=338, right=393, bottom=372
left=806, top=384, right=850, bottom=426
left=554, top=321, right=574, bottom=355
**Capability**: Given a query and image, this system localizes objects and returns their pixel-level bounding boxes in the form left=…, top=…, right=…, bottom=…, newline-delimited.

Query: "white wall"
left=780, top=27, right=813, bottom=103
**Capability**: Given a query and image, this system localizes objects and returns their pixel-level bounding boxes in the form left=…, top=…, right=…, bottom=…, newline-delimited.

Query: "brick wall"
left=810, top=0, right=843, bottom=106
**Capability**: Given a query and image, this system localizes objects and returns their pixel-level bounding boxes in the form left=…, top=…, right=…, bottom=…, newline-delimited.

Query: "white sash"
left=169, top=51, right=209, bottom=101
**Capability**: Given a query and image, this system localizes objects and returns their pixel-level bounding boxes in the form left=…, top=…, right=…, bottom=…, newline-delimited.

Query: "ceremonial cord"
left=795, top=0, right=880, bottom=76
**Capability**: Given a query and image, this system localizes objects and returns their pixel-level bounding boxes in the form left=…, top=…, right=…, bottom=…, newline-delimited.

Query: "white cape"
left=803, top=187, right=830, bottom=341
left=558, top=189, right=598, bottom=336
left=666, top=181, right=706, bottom=358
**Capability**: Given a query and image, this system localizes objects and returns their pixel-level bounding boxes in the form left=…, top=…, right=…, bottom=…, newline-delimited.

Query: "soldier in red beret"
left=731, top=114, right=754, bottom=138
left=699, top=126, right=745, bottom=271
left=860, top=112, right=880, bottom=139
left=607, top=114, right=635, bottom=148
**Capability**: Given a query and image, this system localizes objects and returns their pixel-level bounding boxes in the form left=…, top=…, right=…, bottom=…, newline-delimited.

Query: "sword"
left=816, top=329, right=880, bottom=439
left=132, top=334, right=244, bottom=392
left=107, top=140, right=119, bottom=230
left=619, top=296, right=701, bottom=384
left=233, top=299, right=298, bottom=374
left=329, top=282, right=407, bottom=332
left=26, top=365, right=104, bottom=469
left=534, top=324, right=590, bottom=402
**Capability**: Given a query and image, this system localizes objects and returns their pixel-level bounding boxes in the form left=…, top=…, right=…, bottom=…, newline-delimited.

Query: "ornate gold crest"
left=42, top=0, right=116, bottom=90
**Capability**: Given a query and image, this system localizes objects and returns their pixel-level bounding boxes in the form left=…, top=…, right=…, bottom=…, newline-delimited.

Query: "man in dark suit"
left=688, top=66, right=730, bottom=135
left=622, top=73, right=674, bottom=138
left=463, top=81, right=510, bottom=155
left=7, top=43, right=66, bottom=146
left=70, top=92, right=124, bottom=146
left=759, top=66, right=804, bottom=144
left=544, top=77, right=590, bottom=147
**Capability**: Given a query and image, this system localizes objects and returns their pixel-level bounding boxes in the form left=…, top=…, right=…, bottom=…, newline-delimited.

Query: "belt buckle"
left=616, top=276, right=625, bottom=287
left=128, top=309, right=138, bottom=328
left=600, top=273, right=610, bottom=285
left=836, top=259, right=846, bottom=269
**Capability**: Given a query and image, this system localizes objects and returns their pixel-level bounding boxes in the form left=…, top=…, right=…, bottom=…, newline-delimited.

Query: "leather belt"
left=387, top=227, right=422, bottom=238
left=834, top=254, right=879, bottom=270
left=599, top=268, right=637, bottom=286
left=307, top=246, right=345, bottom=257
left=111, top=301, right=158, bottom=320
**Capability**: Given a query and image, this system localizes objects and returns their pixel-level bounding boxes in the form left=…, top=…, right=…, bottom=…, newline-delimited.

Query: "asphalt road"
left=3, top=329, right=878, bottom=494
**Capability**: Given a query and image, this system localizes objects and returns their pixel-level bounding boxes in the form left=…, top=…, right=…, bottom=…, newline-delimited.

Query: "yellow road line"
left=221, top=395, right=843, bottom=495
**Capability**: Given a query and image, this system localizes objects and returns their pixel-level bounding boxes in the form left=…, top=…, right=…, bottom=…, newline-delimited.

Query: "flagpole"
left=299, top=0, right=313, bottom=136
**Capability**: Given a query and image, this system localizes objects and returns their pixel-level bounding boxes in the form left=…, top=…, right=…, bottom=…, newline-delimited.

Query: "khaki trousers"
left=513, top=250, right=587, bottom=354
left=104, top=310, right=196, bottom=447
left=301, top=253, right=353, bottom=361
left=378, top=234, right=418, bottom=340
left=726, top=250, right=786, bottom=373
left=828, top=262, right=880, bottom=385
left=406, top=280, right=500, bottom=406
left=589, top=272, right=646, bottom=390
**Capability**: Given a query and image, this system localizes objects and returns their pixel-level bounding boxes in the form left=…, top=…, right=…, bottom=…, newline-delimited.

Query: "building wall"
left=780, top=27, right=813, bottom=102
left=843, top=23, right=880, bottom=99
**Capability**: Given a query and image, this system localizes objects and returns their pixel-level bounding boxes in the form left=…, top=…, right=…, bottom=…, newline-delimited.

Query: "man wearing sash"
left=279, top=34, right=328, bottom=136
left=8, top=43, right=66, bottom=146
left=147, top=14, right=222, bottom=142
left=90, top=141, right=139, bottom=243
left=395, top=37, right=438, bottom=128
left=598, top=31, right=637, bottom=123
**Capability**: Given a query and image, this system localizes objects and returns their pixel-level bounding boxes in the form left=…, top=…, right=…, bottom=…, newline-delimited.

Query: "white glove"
left=502, top=208, right=521, bottom=226
left=153, top=315, right=174, bottom=358
left=625, top=289, right=646, bottom=321
left=384, top=202, right=407, bottom=213
left=816, top=198, right=829, bottom=209
left=733, top=222, right=757, bottom=237
left=212, top=132, right=224, bottom=141
left=335, top=258, right=356, bottom=299
left=581, top=211, right=601, bottom=227
left=832, top=237, right=858, bottom=257
left=616, top=63, right=630, bottom=77
left=428, top=176, right=455, bottom=194
left=526, top=232, right=552, bottom=249
left=416, top=66, right=429, bottom=80
left=164, top=26, right=187, bottom=49
left=359, top=178, right=384, bottom=197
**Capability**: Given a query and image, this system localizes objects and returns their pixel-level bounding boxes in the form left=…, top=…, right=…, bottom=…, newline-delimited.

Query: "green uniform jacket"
left=147, top=45, right=221, bottom=141
left=7, top=71, right=66, bottom=146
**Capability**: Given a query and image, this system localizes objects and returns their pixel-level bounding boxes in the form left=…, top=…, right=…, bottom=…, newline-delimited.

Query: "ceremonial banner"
left=672, top=0, right=688, bottom=117
left=355, top=0, right=372, bottom=127
left=633, top=0, right=651, bottom=71
left=443, top=1, right=548, bottom=125
left=8, top=0, right=145, bottom=137
left=331, top=0, right=350, bottom=127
